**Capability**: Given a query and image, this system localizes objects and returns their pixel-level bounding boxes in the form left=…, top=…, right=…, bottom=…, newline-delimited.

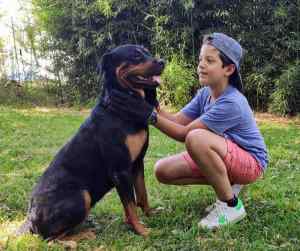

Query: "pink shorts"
left=182, top=139, right=263, bottom=184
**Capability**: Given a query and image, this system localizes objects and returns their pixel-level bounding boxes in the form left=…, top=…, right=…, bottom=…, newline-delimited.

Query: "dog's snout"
left=158, top=59, right=165, bottom=67
left=154, top=59, right=165, bottom=67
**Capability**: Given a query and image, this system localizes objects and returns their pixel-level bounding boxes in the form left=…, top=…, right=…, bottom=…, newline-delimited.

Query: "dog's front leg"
left=133, top=158, right=151, bottom=216
left=112, top=170, right=150, bottom=237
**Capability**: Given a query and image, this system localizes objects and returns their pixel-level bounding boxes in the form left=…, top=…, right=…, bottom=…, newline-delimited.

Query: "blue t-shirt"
left=181, top=85, right=268, bottom=170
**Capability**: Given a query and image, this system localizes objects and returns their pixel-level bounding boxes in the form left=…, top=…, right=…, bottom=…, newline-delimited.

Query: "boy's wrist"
left=155, top=104, right=161, bottom=113
left=148, top=110, right=158, bottom=125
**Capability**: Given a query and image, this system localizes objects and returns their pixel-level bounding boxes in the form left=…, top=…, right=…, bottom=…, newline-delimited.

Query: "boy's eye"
left=206, top=57, right=216, bottom=63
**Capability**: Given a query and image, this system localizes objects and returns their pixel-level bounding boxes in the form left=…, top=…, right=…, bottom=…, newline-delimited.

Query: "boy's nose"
left=197, top=60, right=206, bottom=73
left=197, top=64, right=202, bottom=75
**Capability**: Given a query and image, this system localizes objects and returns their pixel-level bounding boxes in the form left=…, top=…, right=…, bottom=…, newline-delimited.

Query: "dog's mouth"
left=127, top=74, right=162, bottom=88
left=117, top=61, right=164, bottom=90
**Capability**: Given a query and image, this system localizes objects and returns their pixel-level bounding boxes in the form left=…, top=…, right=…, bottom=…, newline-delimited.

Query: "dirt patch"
left=255, top=113, right=300, bottom=126
left=33, top=107, right=90, bottom=116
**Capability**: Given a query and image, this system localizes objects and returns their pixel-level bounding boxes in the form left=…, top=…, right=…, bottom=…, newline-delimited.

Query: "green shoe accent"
left=236, top=199, right=243, bottom=210
left=218, top=214, right=228, bottom=225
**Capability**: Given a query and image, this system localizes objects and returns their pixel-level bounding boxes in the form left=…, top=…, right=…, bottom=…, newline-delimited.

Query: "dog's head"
left=99, top=44, right=164, bottom=99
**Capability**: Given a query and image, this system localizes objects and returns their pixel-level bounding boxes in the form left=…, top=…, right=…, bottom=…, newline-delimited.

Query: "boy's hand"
left=107, top=90, right=155, bottom=125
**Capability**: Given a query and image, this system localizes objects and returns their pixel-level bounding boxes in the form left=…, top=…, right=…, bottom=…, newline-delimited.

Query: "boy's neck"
left=210, top=79, right=229, bottom=100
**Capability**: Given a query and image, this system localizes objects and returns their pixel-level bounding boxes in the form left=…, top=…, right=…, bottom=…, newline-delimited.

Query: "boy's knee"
left=154, top=159, right=169, bottom=184
left=185, top=129, right=210, bottom=153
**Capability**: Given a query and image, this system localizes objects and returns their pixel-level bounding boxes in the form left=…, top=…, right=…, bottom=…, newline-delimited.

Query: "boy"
left=109, top=33, right=268, bottom=229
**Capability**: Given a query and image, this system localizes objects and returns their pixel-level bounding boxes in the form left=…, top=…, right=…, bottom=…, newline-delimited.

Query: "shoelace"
left=209, top=199, right=221, bottom=211
left=205, top=200, right=227, bottom=221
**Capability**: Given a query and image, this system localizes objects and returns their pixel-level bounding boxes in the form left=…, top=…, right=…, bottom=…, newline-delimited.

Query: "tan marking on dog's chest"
left=125, top=130, right=147, bottom=162
left=82, top=190, right=91, bottom=216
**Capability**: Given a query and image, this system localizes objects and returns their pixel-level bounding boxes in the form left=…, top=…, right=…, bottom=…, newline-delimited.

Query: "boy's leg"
left=155, top=128, right=236, bottom=199
left=205, top=184, right=244, bottom=213
left=154, top=153, right=210, bottom=185
left=184, top=129, right=249, bottom=229
left=185, top=129, right=233, bottom=201
left=155, top=128, right=259, bottom=229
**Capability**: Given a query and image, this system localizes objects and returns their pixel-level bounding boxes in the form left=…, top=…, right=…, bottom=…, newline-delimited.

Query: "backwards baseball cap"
left=203, top=32, right=244, bottom=92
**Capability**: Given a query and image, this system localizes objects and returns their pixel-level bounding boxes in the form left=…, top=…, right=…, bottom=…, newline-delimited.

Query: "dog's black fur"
left=18, top=45, right=164, bottom=240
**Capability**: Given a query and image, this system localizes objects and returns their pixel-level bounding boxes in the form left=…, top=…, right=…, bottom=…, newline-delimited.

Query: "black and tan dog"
left=17, top=45, right=165, bottom=240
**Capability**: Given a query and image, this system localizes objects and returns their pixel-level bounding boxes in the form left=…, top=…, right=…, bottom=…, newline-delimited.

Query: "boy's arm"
left=157, top=108, right=193, bottom=125
left=107, top=90, right=205, bottom=142
left=154, top=113, right=208, bottom=142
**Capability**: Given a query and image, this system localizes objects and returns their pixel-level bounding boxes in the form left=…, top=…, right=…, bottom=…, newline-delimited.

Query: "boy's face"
left=197, top=44, right=234, bottom=87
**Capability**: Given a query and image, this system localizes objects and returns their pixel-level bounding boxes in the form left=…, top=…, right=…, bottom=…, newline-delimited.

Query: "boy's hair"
left=203, top=35, right=232, bottom=66
left=218, top=50, right=240, bottom=91
left=202, top=34, right=243, bottom=92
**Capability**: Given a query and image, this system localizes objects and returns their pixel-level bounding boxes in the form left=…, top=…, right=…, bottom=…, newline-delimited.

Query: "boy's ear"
left=225, top=64, right=236, bottom=77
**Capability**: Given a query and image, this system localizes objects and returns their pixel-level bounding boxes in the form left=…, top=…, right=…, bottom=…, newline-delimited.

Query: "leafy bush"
left=269, top=61, right=300, bottom=115
left=160, top=55, right=197, bottom=108
left=244, top=72, right=273, bottom=111
left=0, top=80, right=61, bottom=107
left=3, top=0, right=298, bottom=113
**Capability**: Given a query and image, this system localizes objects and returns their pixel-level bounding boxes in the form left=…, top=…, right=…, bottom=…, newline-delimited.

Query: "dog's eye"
left=142, top=48, right=151, bottom=56
left=133, top=53, right=143, bottom=60
left=132, top=50, right=145, bottom=61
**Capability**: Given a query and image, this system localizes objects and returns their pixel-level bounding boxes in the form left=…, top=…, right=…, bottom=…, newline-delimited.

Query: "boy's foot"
left=205, top=184, right=243, bottom=213
left=198, top=198, right=246, bottom=230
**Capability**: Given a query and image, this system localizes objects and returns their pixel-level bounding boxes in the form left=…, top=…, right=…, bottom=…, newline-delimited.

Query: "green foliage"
left=244, top=72, right=272, bottom=111
left=160, top=55, right=197, bottom=108
left=0, top=38, right=5, bottom=75
left=28, top=0, right=300, bottom=113
left=96, top=0, right=114, bottom=18
left=0, top=80, right=60, bottom=107
left=269, top=61, right=300, bottom=115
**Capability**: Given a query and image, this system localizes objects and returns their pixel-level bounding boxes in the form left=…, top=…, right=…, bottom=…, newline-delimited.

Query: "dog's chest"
left=125, top=130, right=147, bottom=162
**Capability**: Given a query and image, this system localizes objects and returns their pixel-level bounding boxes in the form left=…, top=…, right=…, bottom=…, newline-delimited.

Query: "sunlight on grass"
left=0, top=219, right=24, bottom=246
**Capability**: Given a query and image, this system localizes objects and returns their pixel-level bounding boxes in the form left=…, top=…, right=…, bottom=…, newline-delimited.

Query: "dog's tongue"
left=152, top=76, right=161, bottom=84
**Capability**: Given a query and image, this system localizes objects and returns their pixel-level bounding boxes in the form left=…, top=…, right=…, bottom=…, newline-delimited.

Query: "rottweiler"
left=17, top=44, right=165, bottom=240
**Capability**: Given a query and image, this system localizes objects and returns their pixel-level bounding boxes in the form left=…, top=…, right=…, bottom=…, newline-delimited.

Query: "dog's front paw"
left=124, top=217, right=150, bottom=237
left=132, top=222, right=150, bottom=237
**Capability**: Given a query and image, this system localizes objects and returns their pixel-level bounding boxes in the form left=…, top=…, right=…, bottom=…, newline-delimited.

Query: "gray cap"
left=205, top=33, right=244, bottom=92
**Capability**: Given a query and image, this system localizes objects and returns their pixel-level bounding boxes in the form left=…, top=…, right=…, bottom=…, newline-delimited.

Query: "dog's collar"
left=99, top=89, right=140, bottom=109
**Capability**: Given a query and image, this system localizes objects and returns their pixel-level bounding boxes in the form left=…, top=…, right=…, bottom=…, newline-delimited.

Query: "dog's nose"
left=156, top=59, right=165, bottom=67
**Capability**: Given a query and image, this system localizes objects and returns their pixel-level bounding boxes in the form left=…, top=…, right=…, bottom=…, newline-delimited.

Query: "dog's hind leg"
left=28, top=189, right=91, bottom=240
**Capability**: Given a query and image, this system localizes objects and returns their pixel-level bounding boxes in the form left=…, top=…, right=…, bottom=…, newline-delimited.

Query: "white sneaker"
left=198, top=198, right=246, bottom=230
left=205, top=184, right=243, bottom=213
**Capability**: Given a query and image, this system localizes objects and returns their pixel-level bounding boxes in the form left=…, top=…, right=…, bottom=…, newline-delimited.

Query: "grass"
left=0, top=106, right=299, bottom=251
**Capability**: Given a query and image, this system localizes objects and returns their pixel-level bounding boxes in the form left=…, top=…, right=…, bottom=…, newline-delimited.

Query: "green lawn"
left=0, top=106, right=299, bottom=251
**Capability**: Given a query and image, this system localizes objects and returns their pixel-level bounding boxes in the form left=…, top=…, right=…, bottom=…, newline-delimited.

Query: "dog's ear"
left=98, top=51, right=115, bottom=101
left=99, top=52, right=113, bottom=74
